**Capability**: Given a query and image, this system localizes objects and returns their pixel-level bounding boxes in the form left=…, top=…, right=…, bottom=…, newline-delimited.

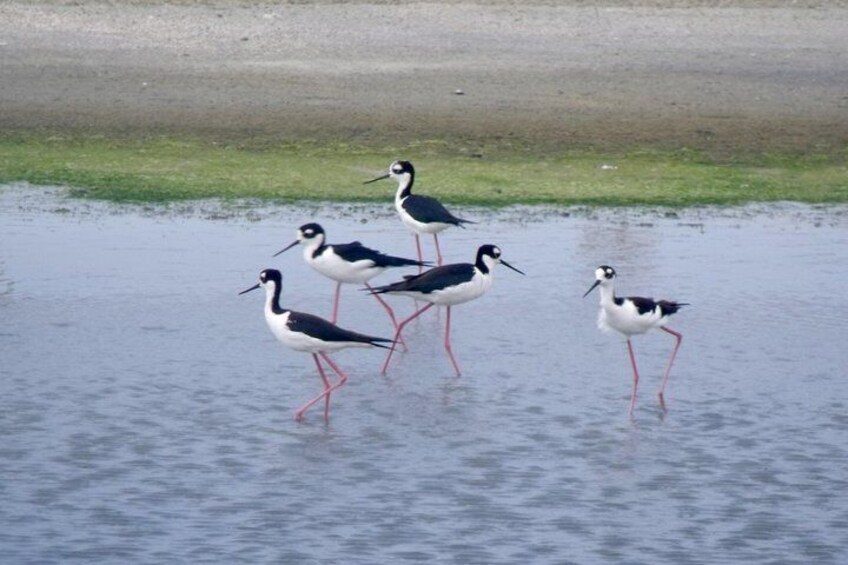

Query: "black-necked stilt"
left=583, top=265, right=687, bottom=415
left=240, top=268, right=391, bottom=422
left=370, top=244, right=523, bottom=376
left=363, top=160, right=474, bottom=266
left=273, top=223, right=428, bottom=334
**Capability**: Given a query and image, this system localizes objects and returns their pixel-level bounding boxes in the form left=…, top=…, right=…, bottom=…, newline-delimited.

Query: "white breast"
left=599, top=301, right=664, bottom=336
left=306, top=247, right=384, bottom=284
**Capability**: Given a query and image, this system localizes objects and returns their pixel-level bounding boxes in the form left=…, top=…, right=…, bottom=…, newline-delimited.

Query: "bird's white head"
left=476, top=244, right=525, bottom=275
left=363, top=160, right=415, bottom=189
left=239, top=268, right=282, bottom=296
left=273, top=223, right=325, bottom=257
left=296, top=223, right=325, bottom=245
left=583, top=265, right=616, bottom=297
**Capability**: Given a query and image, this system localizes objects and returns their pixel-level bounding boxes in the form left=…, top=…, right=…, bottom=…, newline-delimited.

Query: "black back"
left=617, top=296, right=688, bottom=317
left=371, top=262, right=476, bottom=295
left=402, top=195, right=474, bottom=227
left=288, top=311, right=392, bottom=348
left=330, top=241, right=426, bottom=268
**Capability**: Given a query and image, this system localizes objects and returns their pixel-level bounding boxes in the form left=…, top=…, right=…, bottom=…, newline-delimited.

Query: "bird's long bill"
left=583, top=280, right=601, bottom=298
left=363, top=173, right=390, bottom=185
left=273, top=240, right=299, bottom=257
left=501, top=260, right=525, bottom=275
left=239, top=282, right=261, bottom=295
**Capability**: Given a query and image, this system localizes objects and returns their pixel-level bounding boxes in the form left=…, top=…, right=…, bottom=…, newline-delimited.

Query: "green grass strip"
left=1, top=134, right=845, bottom=206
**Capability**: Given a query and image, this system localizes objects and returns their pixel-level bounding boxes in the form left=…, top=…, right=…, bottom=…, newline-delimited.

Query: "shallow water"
left=2, top=185, right=847, bottom=564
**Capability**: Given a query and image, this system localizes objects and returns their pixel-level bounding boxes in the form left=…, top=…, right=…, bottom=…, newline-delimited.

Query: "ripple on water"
left=2, top=187, right=848, bottom=563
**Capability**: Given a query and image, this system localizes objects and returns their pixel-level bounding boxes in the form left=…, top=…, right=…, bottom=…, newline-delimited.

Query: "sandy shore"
left=1, top=1, right=846, bottom=154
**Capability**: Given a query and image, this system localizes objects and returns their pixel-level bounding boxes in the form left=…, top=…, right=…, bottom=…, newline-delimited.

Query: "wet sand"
left=1, top=1, right=846, bottom=154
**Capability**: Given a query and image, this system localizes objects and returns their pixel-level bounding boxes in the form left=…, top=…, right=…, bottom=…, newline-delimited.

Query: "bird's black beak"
left=501, top=259, right=525, bottom=275
left=583, top=280, right=601, bottom=298
left=239, top=282, right=261, bottom=295
left=273, top=240, right=299, bottom=257
left=363, top=173, right=390, bottom=185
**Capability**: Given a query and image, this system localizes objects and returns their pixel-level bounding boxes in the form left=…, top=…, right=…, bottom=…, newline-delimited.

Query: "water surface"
left=2, top=185, right=847, bottom=564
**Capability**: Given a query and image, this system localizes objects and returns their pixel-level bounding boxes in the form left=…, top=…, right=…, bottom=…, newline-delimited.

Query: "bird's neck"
left=301, top=238, right=325, bottom=260
left=598, top=284, right=617, bottom=306
left=265, top=283, right=286, bottom=315
left=395, top=172, right=414, bottom=200
left=475, top=254, right=492, bottom=275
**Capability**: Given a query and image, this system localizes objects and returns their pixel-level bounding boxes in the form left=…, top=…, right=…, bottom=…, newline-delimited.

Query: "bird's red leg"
left=330, top=282, right=342, bottom=324
left=381, top=303, right=435, bottom=375
left=658, top=327, right=683, bottom=411
left=365, top=282, right=407, bottom=351
left=627, top=339, right=640, bottom=417
left=444, top=306, right=461, bottom=377
left=295, top=354, right=333, bottom=422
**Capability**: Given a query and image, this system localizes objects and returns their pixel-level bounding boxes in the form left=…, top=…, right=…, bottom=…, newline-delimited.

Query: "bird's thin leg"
left=318, top=353, right=349, bottom=410
left=381, top=303, right=435, bottom=375
left=433, top=233, right=443, bottom=266
left=626, top=339, right=640, bottom=417
left=330, top=282, right=342, bottom=324
left=365, top=282, right=407, bottom=351
left=658, top=326, right=683, bottom=411
left=295, top=354, right=333, bottom=422
left=444, top=305, right=461, bottom=377
left=414, top=234, right=424, bottom=272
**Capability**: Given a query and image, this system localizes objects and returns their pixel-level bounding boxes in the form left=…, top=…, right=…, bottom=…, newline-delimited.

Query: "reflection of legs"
left=381, top=303, right=435, bottom=375
left=658, top=327, right=683, bottom=410
left=626, top=339, right=640, bottom=416
left=295, top=354, right=333, bottom=422
left=330, top=282, right=342, bottom=324
left=444, top=306, right=461, bottom=376
left=366, top=282, right=406, bottom=350
left=433, top=233, right=443, bottom=266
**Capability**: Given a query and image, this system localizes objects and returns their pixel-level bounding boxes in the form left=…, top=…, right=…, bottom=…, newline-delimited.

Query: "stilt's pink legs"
left=658, top=326, right=683, bottom=410
left=365, top=282, right=407, bottom=350
left=414, top=234, right=424, bottom=273
left=294, top=353, right=348, bottom=422
left=626, top=339, right=640, bottom=416
left=295, top=354, right=333, bottom=422
left=444, top=306, right=461, bottom=376
left=381, top=302, right=435, bottom=375
left=433, top=233, right=443, bottom=266
left=330, top=282, right=342, bottom=324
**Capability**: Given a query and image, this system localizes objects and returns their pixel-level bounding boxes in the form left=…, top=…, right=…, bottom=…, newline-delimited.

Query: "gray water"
left=2, top=184, right=847, bottom=564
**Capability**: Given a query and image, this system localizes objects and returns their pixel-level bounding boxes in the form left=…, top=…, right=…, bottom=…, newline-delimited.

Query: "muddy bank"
left=1, top=1, right=846, bottom=154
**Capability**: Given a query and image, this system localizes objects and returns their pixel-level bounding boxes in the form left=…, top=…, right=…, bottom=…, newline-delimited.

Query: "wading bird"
left=240, top=268, right=391, bottom=422
left=274, top=223, right=427, bottom=334
left=584, top=265, right=686, bottom=415
left=364, top=160, right=474, bottom=266
left=370, top=244, right=523, bottom=376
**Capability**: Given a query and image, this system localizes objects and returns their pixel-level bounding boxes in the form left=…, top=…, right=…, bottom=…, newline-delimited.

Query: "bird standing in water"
left=273, top=222, right=427, bottom=334
left=584, top=265, right=686, bottom=415
left=364, top=160, right=474, bottom=267
left=240, top=269, right=391, bottom=422
left=370, top=244, right=523, bottom=377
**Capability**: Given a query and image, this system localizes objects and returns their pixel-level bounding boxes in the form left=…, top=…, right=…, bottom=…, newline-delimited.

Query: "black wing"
left=371, top=263, right=476, bottom=295
left=288, top=311, right=392, bottom=348
left=622, top=296, right=687, bottom=317
left=332, top=241, right=427, bottom=268
left=403, top=195, right=474, bottom=227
